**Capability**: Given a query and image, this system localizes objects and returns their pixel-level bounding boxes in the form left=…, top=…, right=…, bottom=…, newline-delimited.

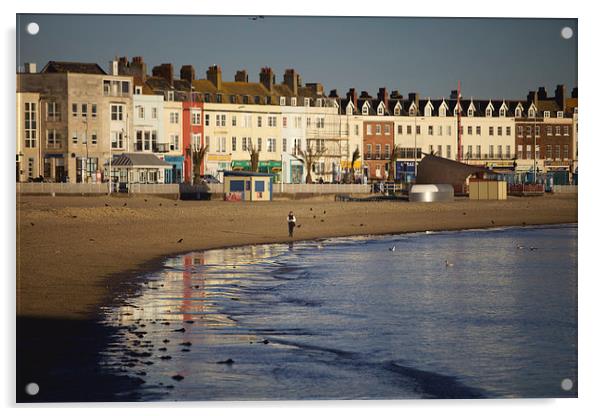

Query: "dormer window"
left=362, top=104, right=369, bottom=115
left=216, top=94, right=222, bottom=103
left=230, top=95, right=237, bottom=104
left=468, top=108, right=474, bottom=117
left=453, top=108, right=458, bottom=117
left=167, top=91, right=174, bottom=101
left=544, top=111, right=550, bottom=118
left=439, top=107, right=446, bottom=117
left=134, top=86, right=142, bottom=95
left=254, top=96, right=260, bottom=104
left=347, top=105, right=354, bottom=116
left=486, top=108, right=492, bottom=117
left=291, top=97, right=297, bottom=106
left=528, top=109, right=535, bottom=118
left=304, top=98, right=310, bottom=107
left=204, top=93, right=211, bottom=102
left=500, top=109, right=506, bottom=117
left=280, top=97, right=286, bottom=106
left=557, top=111, right=564, bottom=118
left=316, top=98, right=323, bottom=107
left=409, top=107, right=417, bottom=116
left=377, top=106, right=384, bottom=116
left=394, top=107, right=401, bottom=116
left=425, top=107, right=432, bottom=117
left=515, top=108, right=522, bottom=117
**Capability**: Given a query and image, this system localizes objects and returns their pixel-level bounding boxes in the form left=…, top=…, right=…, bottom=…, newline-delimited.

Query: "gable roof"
left=108, top=153, right=172, bottom=168
left=41, top=61, right=107, bottom=75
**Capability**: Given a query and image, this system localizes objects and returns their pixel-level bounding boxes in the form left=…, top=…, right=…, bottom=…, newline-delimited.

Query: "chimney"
left=206, top=65, right=222, bottom=90
left=555, top=84, right=566, bottom=111
left=119, top=56, right=147, bottom=82
left=283, top=69, right=299, bottom=96
left=450, top=90, right=459, bottom=100
left=180, top=65, right=195, bottom=83
left=377, top=87, right=389, bottom=108
left=306, top=83, right=324, bottom=96
left=24, top=62, right=36, bottom=73
left=260, top=67, right=275, bottom=92
left=390, top=90, right=402, bottom=100
left=328, top=89, right=339, bottom=98
left=346, top=88, right=358, bottom=110
left=152, top=63, right=174, bottom=86
left=571, top=87, right=578, bottom=98
left=360, top=90, right=371, bottom=99
left=109, top=59, right=119, bottom=75
left=537, top=86, right=548, bottom=100
left=235, top=69, right=248, bottom=82
left=408, top=92, right=420, bottom=106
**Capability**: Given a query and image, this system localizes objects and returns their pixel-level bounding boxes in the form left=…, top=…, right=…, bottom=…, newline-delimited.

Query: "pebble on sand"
left=172, top=374, right=185, bottom=381
left=217, top=358, right=235, bottom=365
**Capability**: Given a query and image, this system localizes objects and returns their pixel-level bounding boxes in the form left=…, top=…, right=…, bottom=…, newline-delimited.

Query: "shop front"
left=231, top=160, right=282, bottom=181
left=163, top=155, right=184, bottom=184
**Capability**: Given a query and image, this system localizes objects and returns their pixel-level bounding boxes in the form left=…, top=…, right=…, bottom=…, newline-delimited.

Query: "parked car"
left=201, top=175, right=221, bottom=184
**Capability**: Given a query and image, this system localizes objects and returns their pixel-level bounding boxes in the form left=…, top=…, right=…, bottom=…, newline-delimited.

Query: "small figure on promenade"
left=287, top=211, right=297, bottom=238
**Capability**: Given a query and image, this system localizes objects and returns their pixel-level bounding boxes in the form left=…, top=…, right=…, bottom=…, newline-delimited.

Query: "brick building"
left=362, top=119, right=395, bottom=180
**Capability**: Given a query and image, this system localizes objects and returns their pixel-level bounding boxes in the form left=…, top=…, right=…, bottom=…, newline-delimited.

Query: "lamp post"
left=532, top=113, right=538, bottom=184
left=413, top=114, right=417, bottom=178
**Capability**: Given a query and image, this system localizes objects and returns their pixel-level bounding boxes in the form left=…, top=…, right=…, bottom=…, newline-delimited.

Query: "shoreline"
left=17, top=193, right=577, bottom=320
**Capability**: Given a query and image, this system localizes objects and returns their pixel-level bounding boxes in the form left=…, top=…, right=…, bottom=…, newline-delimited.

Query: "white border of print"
left=2, top=1, right=599, bottom=416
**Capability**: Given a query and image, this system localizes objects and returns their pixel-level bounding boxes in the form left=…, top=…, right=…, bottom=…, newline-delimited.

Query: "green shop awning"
left=231, top=160, right=282, bottom=173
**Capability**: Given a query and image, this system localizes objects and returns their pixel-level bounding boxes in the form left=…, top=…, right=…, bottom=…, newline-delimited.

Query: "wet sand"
left=17, top=193, right=577, bottom=320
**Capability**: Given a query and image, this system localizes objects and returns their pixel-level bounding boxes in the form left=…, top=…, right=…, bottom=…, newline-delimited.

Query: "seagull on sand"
left=529, top=246, right=538, bottom=251
left=389, top=245, right=396, bottom=252
left=445, top=260, right=454, bottom=267
left=516, top=245, right=525, bottom=250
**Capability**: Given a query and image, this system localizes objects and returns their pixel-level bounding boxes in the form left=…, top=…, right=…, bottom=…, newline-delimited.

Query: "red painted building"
left=363, top=120, right=395, bottom=180
left=182, top=101, right=204, bottom=183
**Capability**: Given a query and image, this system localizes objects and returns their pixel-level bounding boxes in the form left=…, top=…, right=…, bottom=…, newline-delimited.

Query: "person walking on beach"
left=287, top=211, right=297, bottom=238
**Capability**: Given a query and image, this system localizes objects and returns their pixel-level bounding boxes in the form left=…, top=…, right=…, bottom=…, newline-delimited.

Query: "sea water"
left=99, top=224, right=577, bottom=400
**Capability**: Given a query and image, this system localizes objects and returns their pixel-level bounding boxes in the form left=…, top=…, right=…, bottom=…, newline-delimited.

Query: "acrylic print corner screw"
left=16, top=14, right=577, bottom=402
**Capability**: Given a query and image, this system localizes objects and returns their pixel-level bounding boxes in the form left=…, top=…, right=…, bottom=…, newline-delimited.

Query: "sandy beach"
left=17, top=193, right=577, bottom=320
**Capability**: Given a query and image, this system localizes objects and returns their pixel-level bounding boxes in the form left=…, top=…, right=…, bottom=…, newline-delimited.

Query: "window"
left=546, top=144, right=553, bottom=159
left=500, top=109, right=506, bottom=117
left=355, top=125, right=360, bottom=136
left=282, top=138, right=287, bottom=153
left=316, top=117, right=325, bottom=129
left=439, top=107, right=446, bottom=117
left=446, top=145, right=451, bottom=158
left=111, top=131, right=124, bottom=149
left=221, top=114, right=226, bottom=126
left=416, top=125, right=421, bottom=135
left=72, top=132, right=78, bottom=144
left=121, top=82, right=130, bottom=95
left=438, top=125, right=443, bottom=136
left=205, top=114, right=210, bottom=126
left=243, top=114, right=252, bottom=128
left=544, top=111, right=550, bottom=118
left=546, top=126, right=553, bottom=135
left=24, top=102, right=37, bottom=148
left=515, top=108, right=522, bottom=117
left=526, top=145, right=532, bottom=159
left=476, top=126, right=481, bottom=135
left=428, top=125, right=433, bottom=135
left=468, top=108, right=474, bottom=117
left=498, top=145, right=503, bottom=158
left=232, top=115, right=237, bottom=127
left=291, top=98, right=297, bottom=106
left=366, top=144, right=372, bottom=159
left=304, top=98, right=310, bottom=107
left=46, top=130, right=59, bottom=148
left=564, top=126, right=569, bottom=136
left=111, top=105, right=123, bottom=121
left=535, top=126, right=540, bottom=136
left=280, top=97, right=286, bottom=106
left=268, top=116, right=277, bottom=127
left=424, top=107, right=431, bottom=117
left=467, top=145, right=473, bottom=158
left=517, top=145, right=523, bottom=159
left=526, top=126, right=532, bottom=136
left=367, top=125, right=372, bottom=135
left=231, top=137, right=237, bottom=152
left=219, top=137, right=227, bottom=153
left=229, top=95, right=237, bottom=104
left=81, top=104, right=88, bottom=118
left=257, top=116, right=262, bottom=127
left=362, top=105, right=369, bottom=115
left=267, top=138, right=276, bottom=152
left=91, top=104, right=97, bottom=118
left=563, top=145, right=569, bottom=160
left=135, top=131, right=143, bottom=150
left=170, top=112, right=179, bottom=124
left=555, top=126, right=561, bottom=136
left=506, top=145, right=511, bottom=158
left=486, top=108, right=493, bottom=117
left=489, top=126, right=494, bottom=136
left=257, top=138, right=262, bottom=152
left=191, top=111, right=201, bottom=125
left=394, top=107, right=401, bottom=116
left=385, top=125, right=391, bottom=135
left=555, top=145, right=561, bottom=160
left=92, top=132, right=97, bottom=145
left=506, top=126, right=511, bottom=136
left=467, top=126, right=473, bottom=135
left=517, top=126, right=523, bottom=136
left=306, top=117, right=311, bottom=128
left=489, top=145, right=494, bottom=158
left=429, top=145, right=434, bottom=155
left=437, top=145, right=442, bottom=157
left=398, top=125, right=403, bottom=135
left=448, top=126, right=452, bottom=136
left=407, top=125, right=412, bottom=135
left=204, top=93, right=211, bottom=103
left=135, top=86, right=142, bottom=95
left=216, top=94, right=222, bottom=103
left=376, top=124, right=382, bottom=135
left=528, top=109, right=535, bottom=118
left=72, top=103, right=78, bottom=117
left=138, top=106, right=145, bottom=119
left=476, top=145, right=481, bottom=158
left=378, top=105, right=384, bottom=116
left=144, top=131, right=150, bottom=151
left=384, top=144, right=391, bottom=159
left=557, top=111, right=564, bottom=118
left=497, top=126, right=502, bottom=136
left=282, top=117, right=287, bottom=128
left=375, top=144, right=381, bottom=159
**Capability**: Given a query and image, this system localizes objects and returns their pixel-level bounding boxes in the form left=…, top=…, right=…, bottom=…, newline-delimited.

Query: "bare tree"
left=387, top=145, right=401, bottom=182
left=343, top=146, right=361, bottom=184
left=248, top=144, right=260, bottom=172
left=188, top=143, right=209, bottom=184
left=293, top=141, right=328, bottom=184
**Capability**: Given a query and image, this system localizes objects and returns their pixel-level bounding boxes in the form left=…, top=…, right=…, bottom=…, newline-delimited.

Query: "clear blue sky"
left=17, top=14, right=577, bottom=101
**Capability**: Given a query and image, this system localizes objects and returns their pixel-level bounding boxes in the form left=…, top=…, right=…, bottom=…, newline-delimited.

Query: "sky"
left=16, top=14, right=577, bottom=101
